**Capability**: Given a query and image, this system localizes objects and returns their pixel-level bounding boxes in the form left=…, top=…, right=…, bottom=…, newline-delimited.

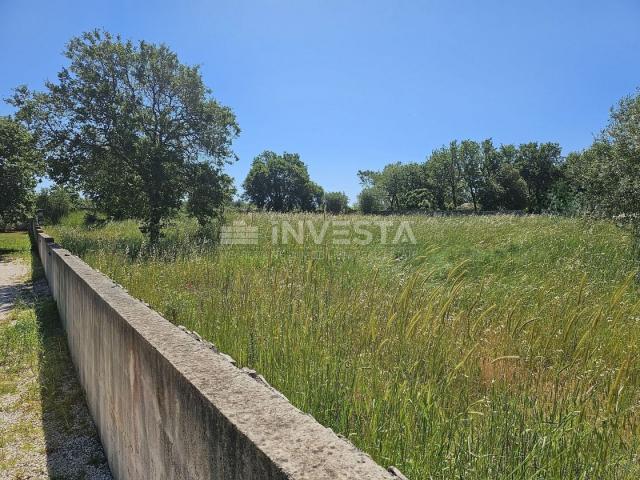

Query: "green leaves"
left=0, top=117, right=43, bottom=226
left=569, top=89, right=640, bottom=229
left=243, top=151, right=324, bottom=212
left=324, top=192, right=349, bottom=214
left=361, top=138, right=553, bottom=213
left=186, top=163, right=234, bottom=226
left=10, top=29, right=239, bottom=241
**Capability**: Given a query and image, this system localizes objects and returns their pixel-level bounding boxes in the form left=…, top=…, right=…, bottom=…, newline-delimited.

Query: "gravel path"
left=0, top=259, right=29, bottom=321
left=0, top=256, right=113, bottom=479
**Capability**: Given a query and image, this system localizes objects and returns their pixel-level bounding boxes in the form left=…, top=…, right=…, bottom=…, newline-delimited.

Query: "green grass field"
left=48, top=213, right=640, bottom=479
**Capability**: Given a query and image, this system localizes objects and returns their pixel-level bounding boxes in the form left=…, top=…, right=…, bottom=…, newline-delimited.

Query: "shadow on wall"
left=30, top=251, right=113, bottom=479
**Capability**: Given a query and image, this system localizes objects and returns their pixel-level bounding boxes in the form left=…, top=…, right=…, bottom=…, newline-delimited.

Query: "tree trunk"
left=148, top=216, right=161, bottom=245
left=451, top=183, right=458, bottom=209
left=147, top=154, right=163, bottom=245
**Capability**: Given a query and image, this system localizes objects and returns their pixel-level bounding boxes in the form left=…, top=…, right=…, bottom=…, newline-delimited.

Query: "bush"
left=324, top=192, right=349, bottom=214
left=358, top=188, right=385, bottom=214
left=36, top=186, right=78, bottom=224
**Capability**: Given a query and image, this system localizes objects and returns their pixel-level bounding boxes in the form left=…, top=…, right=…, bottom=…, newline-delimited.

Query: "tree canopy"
left=10, top=30, right=239, bottom=241
left=324, top=191, right=349, bottom=214
left=359, top=139, right=562, bottom=213
left=0, top=117, right=42, bottom=226
left=35, top=186, right=80, bottom=224
left=357, top=187, right=386, bottom=214
left=186, top=163, right=235, bottom=226
left=567, top=89, right=640, bottom=230
left=242, top=151, right=323, bottom=212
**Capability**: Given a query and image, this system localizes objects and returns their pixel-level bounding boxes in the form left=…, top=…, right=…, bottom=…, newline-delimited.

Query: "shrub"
left=36, top=186, right=78, bottom=224
left=358, top=188, right=384, bottom=214
left=324, top=192, right=349, bottom=214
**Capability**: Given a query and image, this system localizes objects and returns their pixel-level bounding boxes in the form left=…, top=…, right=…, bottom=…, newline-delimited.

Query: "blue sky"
left=1, top=0, right=639, bottom=201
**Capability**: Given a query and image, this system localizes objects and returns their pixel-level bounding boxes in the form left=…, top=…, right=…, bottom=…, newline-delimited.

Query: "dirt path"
left=0, top=259, right=29, bottom=321
left=0, top=254, right=112, bottom=479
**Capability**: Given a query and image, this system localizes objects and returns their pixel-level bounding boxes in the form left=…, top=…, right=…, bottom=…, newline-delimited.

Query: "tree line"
left=1, top=30, right=639, bottom=241
left=356, top=140, right=562, bottom=214
left=353, top=92, right=639, bottom=236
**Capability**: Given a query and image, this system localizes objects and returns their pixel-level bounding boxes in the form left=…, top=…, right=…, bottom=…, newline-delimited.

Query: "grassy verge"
left=0, top=232, right=32, bottom=262
left=48, top=213, right=640, bottom=479
left=0, top=232, right=110, bottom=478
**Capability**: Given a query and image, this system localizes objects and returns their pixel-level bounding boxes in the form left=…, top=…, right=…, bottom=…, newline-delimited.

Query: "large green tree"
left=35, top=185, right=79, bottom=224
left=516, top=142, right=562, bottom=213
left=357, top=187, right=386, bottom=214
left=568, top=90, right=640, bottom=229
left=424, top=147, right=455, bottom=210
left=459, top=140, right=483, bottom=211
left=478, top=140, right=528, bottom=211
left=0, top=117, right=42, bottom=226
left=357, top=162, right=428, bottom=211
left=324, top=191, right=349, bottom=214
left=243, top=151, right=323, bottom=212
left=10, top=30, right=239, bottom=242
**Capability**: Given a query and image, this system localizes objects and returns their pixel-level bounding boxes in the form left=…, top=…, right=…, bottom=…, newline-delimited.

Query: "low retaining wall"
left=33, top=228, right=399, bottom=479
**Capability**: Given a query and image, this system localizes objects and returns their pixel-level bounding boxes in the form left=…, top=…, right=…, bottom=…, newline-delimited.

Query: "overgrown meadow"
left=49, top=212, right=640, bottom=479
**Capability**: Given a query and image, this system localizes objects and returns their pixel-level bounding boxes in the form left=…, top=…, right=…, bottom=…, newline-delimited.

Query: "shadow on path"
left=0, top=257, right=28, bottom=320
left=0, top=246, right=112, bottom=480
left=31, top=250, right=113, bottom=479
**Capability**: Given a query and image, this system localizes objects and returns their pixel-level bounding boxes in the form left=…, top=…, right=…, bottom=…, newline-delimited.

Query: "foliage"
left=459, top=139, right=483, bottom=211
left=357, top=187, right=386, bottom=214
left=359, top=162, right=428, bottom=211
left=35, top=185, right=79, bottom=224
left=10, top=30, right=239, bottom=242
left=516, top=142, right=562, bottom=212
left=567, top=89, right=640, bottom=231
left=400, top=187, right=432, bottom=210
left=323, top=191, right=349, bottom=214
left=480, top=163, right=528, bottom=211
left=0, top=117, right=42, bottom=226
left=423, top=146, right=456, bottom=209
left=48, top=213, right=640, bottom=479
left=243, top=151, right=323, bottom=212
left=361, top=139, right=563, bottom=213
left=186, top=163, right=235, bottom=226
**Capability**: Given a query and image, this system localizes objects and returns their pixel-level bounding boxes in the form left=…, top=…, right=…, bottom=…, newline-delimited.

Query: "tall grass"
left=49, top=213, right=640, bottom=479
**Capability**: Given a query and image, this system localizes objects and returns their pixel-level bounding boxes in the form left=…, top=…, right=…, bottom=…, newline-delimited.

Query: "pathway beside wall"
left=0, top=259, right=28, bottom=321
left=0, top=233, right=112, bottom=479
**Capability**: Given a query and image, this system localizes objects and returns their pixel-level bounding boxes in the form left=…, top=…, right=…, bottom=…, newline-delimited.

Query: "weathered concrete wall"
left=33, top=230, right=398, bottom=480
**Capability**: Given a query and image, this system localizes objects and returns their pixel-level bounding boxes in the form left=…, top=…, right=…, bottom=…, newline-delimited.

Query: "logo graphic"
left=220, top=220, right=259, bottom=245
left=220, top=219, right=417, bottom=246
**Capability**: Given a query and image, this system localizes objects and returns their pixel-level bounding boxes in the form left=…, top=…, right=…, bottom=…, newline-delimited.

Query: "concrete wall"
left=33, top=229, right=399, bottom=480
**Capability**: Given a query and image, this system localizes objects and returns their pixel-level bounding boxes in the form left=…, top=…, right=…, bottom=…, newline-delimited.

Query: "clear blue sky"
left=1, top=0, right=639, bottom=201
